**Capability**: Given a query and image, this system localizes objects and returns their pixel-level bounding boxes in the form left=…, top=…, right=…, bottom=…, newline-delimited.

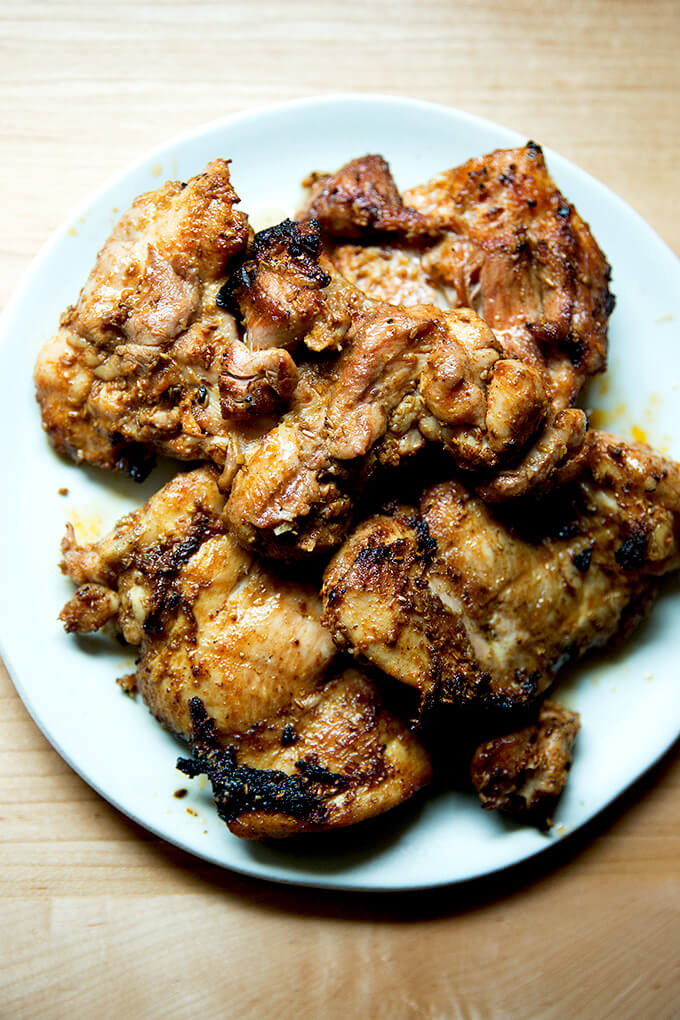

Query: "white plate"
left=1, top=95, right=679, bottom=891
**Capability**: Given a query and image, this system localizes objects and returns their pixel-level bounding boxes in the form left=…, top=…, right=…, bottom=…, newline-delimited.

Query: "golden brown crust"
left=309, top=146, right=614, bottom=413
left=59, top=467, right=432, bottom=838
left=178, top=671, right=432, bottom=839
left=217, top=147, right=607, bottom=561
left=322, top=431, right=680, bottom=716
left=406, top=142, right=613, bottom=408
left=470, top=701, right=580, bottom=827
left=300, top=155, right=435, bottom=241
left=224, top=301, right=581, bottom=561
left=59, top=466, right=333, bottom=738
left=34, top=160, right=273, bottom=476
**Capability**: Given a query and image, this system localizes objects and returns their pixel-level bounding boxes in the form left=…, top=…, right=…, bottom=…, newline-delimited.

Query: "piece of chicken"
left=222, top=217, right=374, bottom=355
left=34, top=160, right=303, bottom=481
left=470, top=701, right=580, bottom=828
left=225, top=303, right=585, bottom=559
left=223, top=221, right=586, bottom=559
left=177, top=668, right=430, bottom=840
left=302, top=155, right=435, bottom=242
left=299, top=155, right=448, bottom=308
left=322, top=432, right=680, bottom=717
left=300, top=145, right=614, bottom=411
left=59, top=466, right=431, bottom=838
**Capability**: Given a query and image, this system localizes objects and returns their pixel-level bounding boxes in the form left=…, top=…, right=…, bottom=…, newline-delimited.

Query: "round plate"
left=1, top=95, right=679, bottom=891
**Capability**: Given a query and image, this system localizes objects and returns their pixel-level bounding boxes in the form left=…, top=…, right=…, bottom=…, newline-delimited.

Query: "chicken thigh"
left=224, top=220, right=585, bottom=560
left=322, top=432, right=680, bottom=717
left=300, top=144, right=614, bottom=411
left=59, top=466, right=431, bottom=838
left=34, top=160, right=300, bottom=480
left=470, top=701, right=580, bottom=827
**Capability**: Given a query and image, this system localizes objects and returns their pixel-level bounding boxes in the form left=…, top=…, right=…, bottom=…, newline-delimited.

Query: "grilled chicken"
left=224, top=219, right=586, bottom=560
left=34, top=160, right=304, bottom=481
left=322, top=432, right=680, bottom=717
left=223, top=218, right=373, bottom=355
left=299, top=155, right=447, bottom=307
left=59, top=466, right=431, bottom=838
left=300, top=144, right=614, bottom=411
left=38, top=148, right=631, bottom=841
left=177, top=668, right=430, bottom=840
left=329, top=244, right=448, bottom=308
left=470, top=701, right=580, bottom=827
left=302, top=155, right=435, bottom=242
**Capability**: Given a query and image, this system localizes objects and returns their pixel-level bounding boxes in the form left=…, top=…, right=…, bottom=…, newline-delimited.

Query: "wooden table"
left=2, top=1, right=679, bottom=1015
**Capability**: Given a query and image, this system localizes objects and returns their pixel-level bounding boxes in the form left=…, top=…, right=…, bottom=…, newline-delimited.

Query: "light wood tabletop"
left=2, top=1, right=679, bottom=1016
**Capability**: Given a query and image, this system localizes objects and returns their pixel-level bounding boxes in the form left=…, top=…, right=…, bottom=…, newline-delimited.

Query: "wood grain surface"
left=1, top=1, right=679, bottom=1016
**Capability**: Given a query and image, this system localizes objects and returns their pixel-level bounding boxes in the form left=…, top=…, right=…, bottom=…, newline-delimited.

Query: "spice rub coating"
left=322, top=432, right=680, bottom=717
left=301, top=144, right=614, bottom=411
left=224, top=222, right=586, bottom=561
left=471, top=701, right=580, bottom=827
left=178, top=669, right=431, bottom=840
left=33, top=160, right=293, bottom=477
left=59, top=466, right=431, bottom=838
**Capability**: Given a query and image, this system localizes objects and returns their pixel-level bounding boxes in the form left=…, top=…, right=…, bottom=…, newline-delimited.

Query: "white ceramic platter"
left=1, top=95, right=679, bottom=891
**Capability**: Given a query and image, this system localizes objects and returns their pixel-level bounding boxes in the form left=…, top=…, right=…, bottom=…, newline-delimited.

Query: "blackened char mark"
left=354, top=543, right=395, bottom=568
left=571, top=545, right=593, bottom=573
left=295, top=755, right=350, bottom=788
left=177, top=699, right=348, bottom=826
left=566, top=336, right=586, bottom=367
left=422, top=667, right=541, bottom=723
left=615, top=528, right=648, bottom=570
left=252, top=218, right=324, bottom=262
left=406, top=515, right=437, bottom=565
left=141, top=510, right=225, bottom=637
left=216, top=264, right=255, bottom=316
left=281, top=723, right=298, bottom=747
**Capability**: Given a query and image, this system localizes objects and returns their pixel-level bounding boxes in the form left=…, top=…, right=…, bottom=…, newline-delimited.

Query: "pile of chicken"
left=37, top=145, right=680, bottom=841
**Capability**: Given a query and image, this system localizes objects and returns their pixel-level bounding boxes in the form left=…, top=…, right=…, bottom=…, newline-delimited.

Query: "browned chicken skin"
left=59, top=466, right=431, bottom=838
left=300, top=144, right=614, bottom=411
left=224, top=221, right=586, bottom=560
left=223, top=218, right=372, bottom=355
left=178, top=668, right=430, bottom=840
left=299, top=157, right=447, bottom=308
left=302, top=155, right=435, bottom=241
left=33, top=160, right=301, bottom=479
left=471, top=701, right=580, bottom=827
left=224, top=303, right=584, bottom=559
left=322, top=432, right=680, bottom=717
left=39, top=147, right=639, bottom=839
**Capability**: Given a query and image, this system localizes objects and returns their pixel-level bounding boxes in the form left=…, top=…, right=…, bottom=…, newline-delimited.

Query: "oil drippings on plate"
left=68, top=509, right=103, bottom=543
